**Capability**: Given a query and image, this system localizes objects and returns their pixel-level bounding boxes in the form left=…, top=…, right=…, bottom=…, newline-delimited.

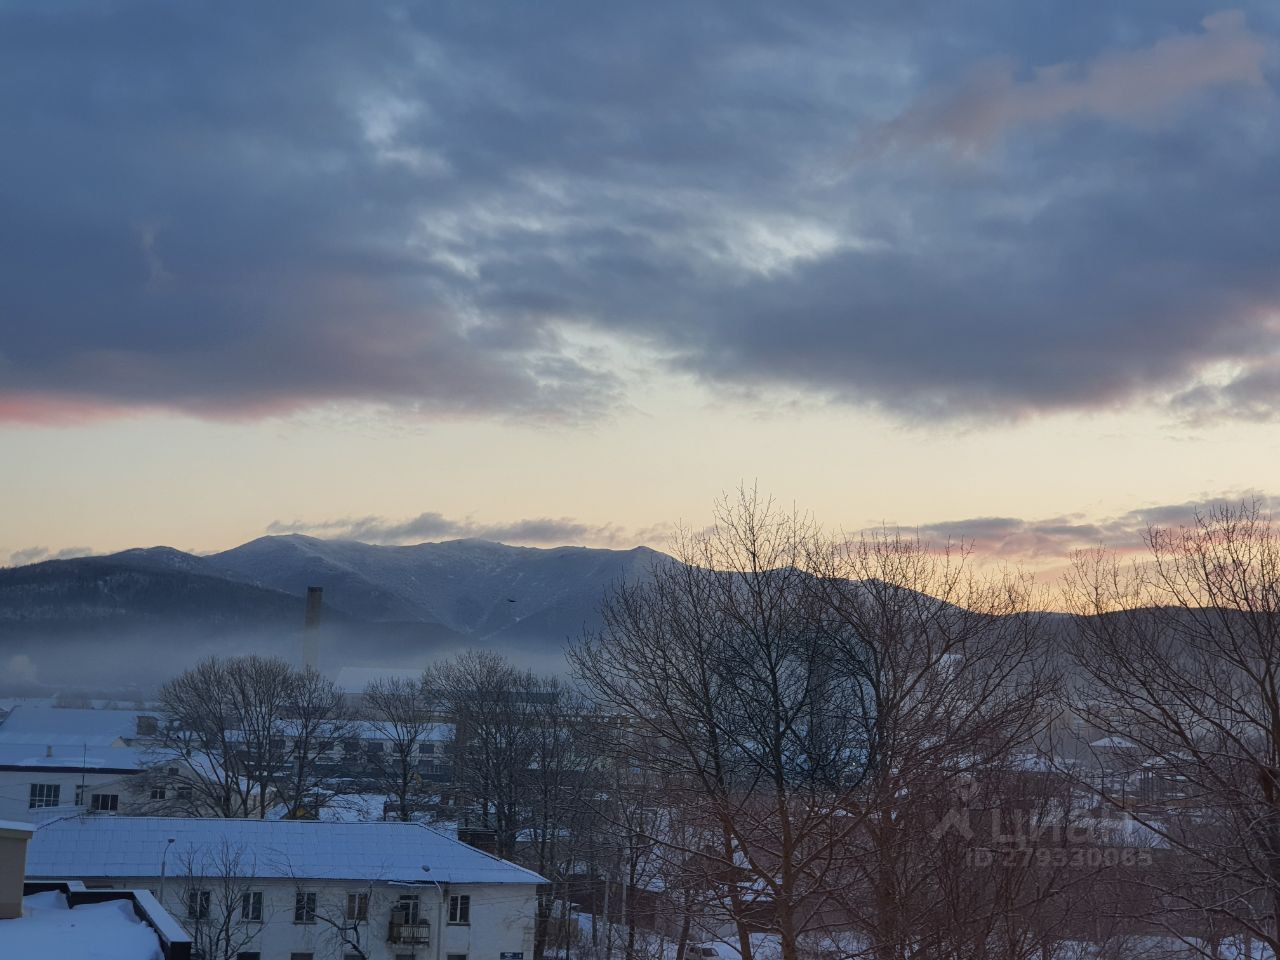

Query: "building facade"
left=24, top=816, right=543, bottom=960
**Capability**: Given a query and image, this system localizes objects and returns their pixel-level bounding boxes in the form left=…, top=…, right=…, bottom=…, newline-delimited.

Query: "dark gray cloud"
left=907, top=492, right=1280, bottom=561
left=3, top=3, right=1280, bottom=424
left=266, top=512, right=636, bottom=547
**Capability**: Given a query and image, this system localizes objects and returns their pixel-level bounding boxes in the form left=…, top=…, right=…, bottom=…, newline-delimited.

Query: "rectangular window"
left=75, top=785, right=86, bottom=806
left=448, top=954, right=469, bottom=960
left=241, top=890, right=263, bottom=922
left=237, top=954, right=261, bottom=960
left=150, top=785, right=167, bottom=801
left=176, top=784, right=193, bottom=801
left=29, top=783, right=60, bottom=809
left=448, top=894, right=470, bottom=925
left=395, top=893, right=421, bottom=924
left=346, top=891, right=369, bottom=921
left=186, top=889, right=210, bottom=920
left=294, top=890, right=317, bottom=924
left=90, top=793, right=119, bottom=812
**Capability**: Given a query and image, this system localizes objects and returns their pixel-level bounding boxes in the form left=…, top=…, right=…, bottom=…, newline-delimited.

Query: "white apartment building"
left=0, top=706, right=156, bottom=823
left=25, top=816, right=544, bottom=960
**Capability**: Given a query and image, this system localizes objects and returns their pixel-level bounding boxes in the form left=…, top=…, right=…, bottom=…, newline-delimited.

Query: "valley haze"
left=0, top=535, right=664, bottom=693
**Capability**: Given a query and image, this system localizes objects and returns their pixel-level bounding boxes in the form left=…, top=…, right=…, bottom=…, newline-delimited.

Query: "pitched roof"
left=27, top=816, right=545, bottom=885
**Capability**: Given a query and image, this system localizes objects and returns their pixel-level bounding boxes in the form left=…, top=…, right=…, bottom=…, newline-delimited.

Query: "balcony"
left=388, top=920, right=431, bottom=945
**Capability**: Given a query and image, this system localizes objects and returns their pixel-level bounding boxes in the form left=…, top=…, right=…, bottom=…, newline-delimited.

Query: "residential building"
left=0, top=706, right=164, bottom=822
left=25, top=816, right=544, bottom=960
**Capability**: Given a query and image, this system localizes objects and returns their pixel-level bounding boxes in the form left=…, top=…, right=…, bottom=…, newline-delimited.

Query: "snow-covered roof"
left=0, top=891, right=165, bottom=960
left=0, top=742, right=144, bottom=771
left=344, top=719, right=453, bottom=742
left=28, top=816, right=546, bottom=886
left=0, top=707, right=144, bottom=746
left=1089, top=736, right=1138, bottom=750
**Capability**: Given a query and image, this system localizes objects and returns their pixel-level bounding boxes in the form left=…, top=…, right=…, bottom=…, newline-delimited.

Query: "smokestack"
left=303, top=586, right=322, bottom=671
left=305, top=586, right=323, bottom=629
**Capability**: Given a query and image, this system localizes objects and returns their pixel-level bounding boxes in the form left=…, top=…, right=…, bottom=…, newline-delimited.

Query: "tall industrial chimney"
left=302, top=586, right=322, bottom=671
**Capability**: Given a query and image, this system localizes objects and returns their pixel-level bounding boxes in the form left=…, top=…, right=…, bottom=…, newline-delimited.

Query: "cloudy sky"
left=4, top=1, right=1279, bottom=569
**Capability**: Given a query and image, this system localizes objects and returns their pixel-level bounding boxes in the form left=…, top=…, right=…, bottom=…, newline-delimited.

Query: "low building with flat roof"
left=0, top=818, right=191, bottom=959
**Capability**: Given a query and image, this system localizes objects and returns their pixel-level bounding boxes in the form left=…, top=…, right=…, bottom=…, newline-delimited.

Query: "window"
left=346, top=891, right=369, bottom=922
left=90, top=793, right=119, bottom=812
left=75, top=785, right=86, bottom=806
left=290, top=954, right=315, bottom=960
left=150, top=785, right=167, bottom=801
left=166, top=766, right=179, bottom=777
left=294, top=890, right=317, bottom=924
left=395, top=893, right=421, bottom=924
left=241, top=890, right=263, bottom=922
left=448, top=954, right=469, bottom=960
left=237, top=953, right=261, bottom=960
left=176, top=784, right=193, bottom=801
left=29, top=783, right=60, bottom=809
left=448, top=894, right=470, bottom=925
left=186, top=889, right=211, bottom=920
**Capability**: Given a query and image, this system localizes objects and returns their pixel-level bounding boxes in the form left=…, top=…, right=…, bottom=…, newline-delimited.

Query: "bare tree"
left=1066, top=500, right=1280, bottom=955
left=573, top=489, right=1058, bottom=960
left=427, top=650, right=541, bottom=858
left=279, top=667, right=351, bottom=819
left=147, top=658, right=259, bottom=817
left=143, top=655, right=344, bottom=818
left=572, top=490, right=865, bottom=960
left=363, top=675, right=435, bottom=821
left=173, top=841, right=263, bottom=960
left=804, top=528, right=1059, bottom=960
left=291, top=877, right=382, bottom=959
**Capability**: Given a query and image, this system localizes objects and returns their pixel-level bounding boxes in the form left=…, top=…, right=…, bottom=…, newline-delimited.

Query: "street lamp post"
left=423, top=864, right=445, bottom=958
left=158, top=837, right=176, bottom=904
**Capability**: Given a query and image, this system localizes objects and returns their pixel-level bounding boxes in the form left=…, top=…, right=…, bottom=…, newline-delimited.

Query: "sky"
left=3, top=1, right=1280, bottom=572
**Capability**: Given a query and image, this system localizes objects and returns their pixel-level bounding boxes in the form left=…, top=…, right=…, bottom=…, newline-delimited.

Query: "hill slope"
left=0, top=537, right=664, bottom=690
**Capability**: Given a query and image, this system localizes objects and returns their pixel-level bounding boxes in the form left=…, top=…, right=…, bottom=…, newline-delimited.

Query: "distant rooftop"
left=28, top=817, right=546, bottom=886
left=0, top=706, right=145, bottom=746
left=0, top=890, right=165, bottom=960
left=0, top=741, right=144, bottom=773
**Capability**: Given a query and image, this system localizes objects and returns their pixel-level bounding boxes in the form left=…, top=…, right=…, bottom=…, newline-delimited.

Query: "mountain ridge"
left=0, top=536, right=666, bottom=689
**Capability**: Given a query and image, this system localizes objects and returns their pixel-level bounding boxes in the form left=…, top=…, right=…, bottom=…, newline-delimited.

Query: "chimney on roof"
left=302, top=586, right=322, bottom=671
left=0, top=821, right=33, bottom=920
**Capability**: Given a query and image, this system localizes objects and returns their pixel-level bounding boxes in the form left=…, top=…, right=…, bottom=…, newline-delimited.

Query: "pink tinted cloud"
left=0, top=393, right=138, bottom=427
left=868, top=10, right=1268, bottom=153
